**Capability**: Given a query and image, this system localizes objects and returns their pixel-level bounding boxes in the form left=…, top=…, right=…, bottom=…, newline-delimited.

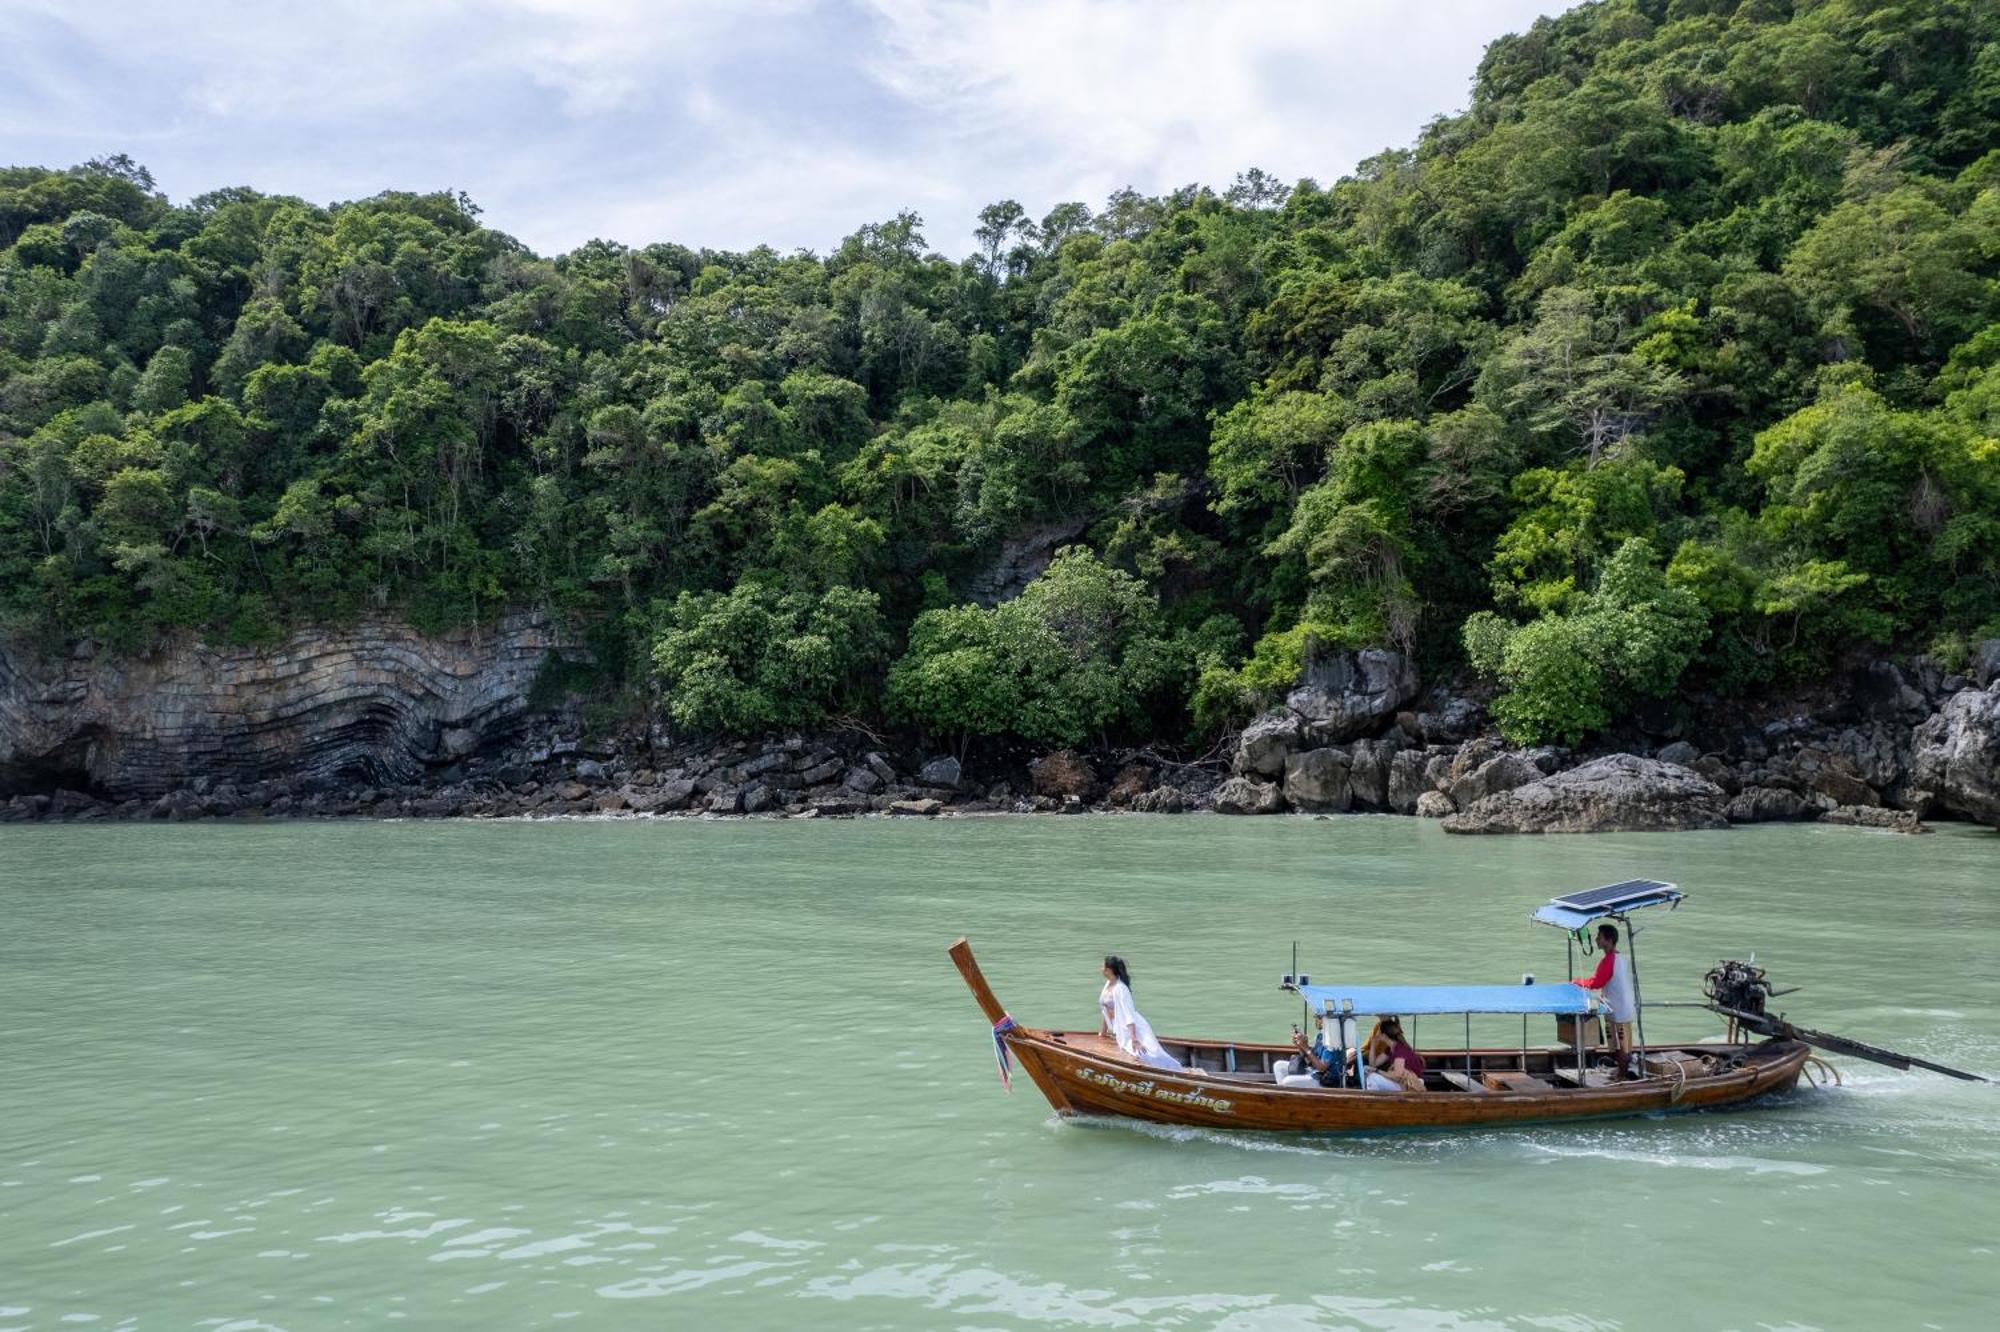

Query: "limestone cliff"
left=0, top=611, right=561, bottom=798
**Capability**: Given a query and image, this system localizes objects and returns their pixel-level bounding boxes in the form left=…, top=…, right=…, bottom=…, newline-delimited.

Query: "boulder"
left=1413, top=695, right=1482, bottom=744
left=1287, top=646, right=1421, bottom=743
left=1415, top=790, right=1455, bottom=819
left=1655, top=740, right=1700, bottom=767
left=1214, top=777, right=1284, bottom=816
left=1973, top=639, right=2000, bottom=690
left=864, top=752, right=897, bottom=785
left=1446, top=753, right=1543, bottom=809
left=1809, top=764, right=1879, bottom=808
left=654, top=778, right=697, bottom=811
left=1234, top=711, right=1302, bottom=778
left=1911, top=688, right=2000, bottom=827
left=1128, top=786, right=1186, bottom=814
left=844, top=767, right=883, bottom=795
left=593, top=789, right=628, bottom=812
left=737, top=750, right=788, bottom=778
left=705, top=786, right=742, bottom=814
left=1030, top=749, right=1100, bottom=800
left=1724, top=786, right=1816, bottom=823
left=1346, top=737, right=1395, bottom=809
left=1386, top=748, right=1434, bottom=815
left=800, top=757, right=844, bottom=786
left=742, top=784, right=776, bottom=814
left=1282, top=748, right=1351, bottom=812
left=574, top=758, right=606, bottom=781
left=1819, top=804, right=1926, bottom=833
left=917, top=756, right=962, bottom=789
left=1442, top=754, right=1729, bottom=835
left=888, top=797, right=942, bottom=816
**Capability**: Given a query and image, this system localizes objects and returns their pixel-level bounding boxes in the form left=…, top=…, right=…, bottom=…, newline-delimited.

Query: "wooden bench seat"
left=1438, top=1071, right=1492, bottom=1094
left=1551, top=1066, right=1615, bottom=1089
left=1481, top=1070, right=1554, bottom=1092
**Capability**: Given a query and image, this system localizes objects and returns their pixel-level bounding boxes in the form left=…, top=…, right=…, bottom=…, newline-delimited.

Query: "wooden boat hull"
left=951, top=938, right=1811, bottom=1135
left=1006, top=1028, right=1809, bottom=1133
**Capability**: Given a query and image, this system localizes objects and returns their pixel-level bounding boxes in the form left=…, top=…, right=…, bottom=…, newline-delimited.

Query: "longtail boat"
left=951, top=880, right=1986, bottom=1135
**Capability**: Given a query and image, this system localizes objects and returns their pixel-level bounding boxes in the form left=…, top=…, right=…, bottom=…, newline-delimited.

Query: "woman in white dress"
left=1099, top=955, right=1181, bottom=1071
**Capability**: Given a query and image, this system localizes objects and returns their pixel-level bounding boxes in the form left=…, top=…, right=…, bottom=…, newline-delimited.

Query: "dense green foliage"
left=5, top=0, right=2000, bottom=745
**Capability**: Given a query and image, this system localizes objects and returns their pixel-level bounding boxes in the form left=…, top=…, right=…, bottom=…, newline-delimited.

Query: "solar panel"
left=1553, top=879, right=1678, bottom=910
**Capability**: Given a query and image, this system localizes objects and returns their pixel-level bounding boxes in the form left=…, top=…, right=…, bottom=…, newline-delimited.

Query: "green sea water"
left=2, top=815, right=1996, bottom=1330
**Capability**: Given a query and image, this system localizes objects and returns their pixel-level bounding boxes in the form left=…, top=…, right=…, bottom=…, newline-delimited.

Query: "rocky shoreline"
left=3, top=627, right=1997, bottom=835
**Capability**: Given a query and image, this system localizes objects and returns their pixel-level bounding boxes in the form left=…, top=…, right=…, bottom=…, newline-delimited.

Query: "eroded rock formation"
left=0, top=612, right=560, bottom=798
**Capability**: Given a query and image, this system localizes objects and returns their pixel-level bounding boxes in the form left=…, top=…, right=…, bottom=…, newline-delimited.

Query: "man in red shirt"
left=1574, top=922, right=1639, bottom=1079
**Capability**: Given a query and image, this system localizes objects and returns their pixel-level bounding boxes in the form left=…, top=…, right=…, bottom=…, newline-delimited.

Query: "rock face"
left=1282, top=748, right=1351, bottom=812
left=1911, top=688, right=2000, bottom=827
left=1442, top=754, right=1729, bottom=835
left=0, top=612, right=560, bottom=798
left=1287, top=647, right=1421, bottom=744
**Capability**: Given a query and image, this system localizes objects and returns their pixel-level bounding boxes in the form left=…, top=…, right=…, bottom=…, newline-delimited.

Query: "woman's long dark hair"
left=1104, top=954, right=1133, bottom=989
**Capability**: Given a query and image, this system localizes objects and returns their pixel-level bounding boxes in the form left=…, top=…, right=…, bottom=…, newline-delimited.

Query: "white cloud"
left=0, top=0, right=1568, bottom=258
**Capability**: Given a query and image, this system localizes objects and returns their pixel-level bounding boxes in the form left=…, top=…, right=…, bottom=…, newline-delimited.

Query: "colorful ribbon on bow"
left=992, top=1015, right=1018, bottom=1093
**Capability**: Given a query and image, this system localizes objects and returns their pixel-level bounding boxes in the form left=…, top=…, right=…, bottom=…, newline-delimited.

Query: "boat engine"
left=1703, top=959, right=1776, bottom=1017
left=1701, top=957, right=1990, bottom=1083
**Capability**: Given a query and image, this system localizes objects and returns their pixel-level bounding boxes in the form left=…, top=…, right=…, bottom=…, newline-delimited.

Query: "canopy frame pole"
left=1623, top=913, right=1647, bottom=1077
left=1464, top=1012, right=1472, bottom=1077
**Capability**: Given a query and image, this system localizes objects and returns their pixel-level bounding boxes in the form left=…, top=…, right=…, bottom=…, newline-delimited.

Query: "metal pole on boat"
left=1624, top=915, right=1647, bottom=1077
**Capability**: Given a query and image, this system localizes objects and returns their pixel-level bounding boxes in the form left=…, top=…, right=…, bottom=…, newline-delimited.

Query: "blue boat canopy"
left=1532, top=879, right=1683, bottom=931
left=1297, top=982, right=1593, bottom=1016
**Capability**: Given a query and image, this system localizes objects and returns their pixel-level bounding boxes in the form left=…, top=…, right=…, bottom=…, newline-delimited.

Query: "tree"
left=650, top=581, right=885, bottom=735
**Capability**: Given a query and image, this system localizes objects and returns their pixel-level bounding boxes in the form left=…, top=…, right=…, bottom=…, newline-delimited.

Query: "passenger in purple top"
left=1367, top=1016, right=1426, bottom=1091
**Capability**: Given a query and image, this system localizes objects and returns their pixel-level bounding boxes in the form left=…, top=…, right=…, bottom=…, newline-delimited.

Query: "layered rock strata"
left=0, top=612, right=559, bottom=798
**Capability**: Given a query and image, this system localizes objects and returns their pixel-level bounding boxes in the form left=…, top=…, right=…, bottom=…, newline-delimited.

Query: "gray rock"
left=1442, top=754, right=1729, bottom=835
left=1911, top=688, right=2000, bottom=827
left=1819, top=805, right=1926, bottom=833
left=1446, top=752, right=1543, bottom=809
left=1724, top=785, right=1815, bottom=823
left=1973, top=639, right=2000, bottom=690
left=1283, top=748, right=1351, bottom=812
left=737, top=750, right=788, bottom=778
left=1288, top=646, right=1422, bottom=743
left=800, top=758, right=844, bottom=786
left=864, top=752, right=897, bottom=785
left=917, top=756, right=962, bottom=789
left=742, top=784, right=776, bottom=814
left=705, top=786, right=743, bottom=814
left=1655, top=740, right=1700, bottom=767
left=1234, top=710, right=1302, bottom=778
left=1808, top=764, right=1879, bottom=808
left=809, top=796, right=862, bottom=817
left=441, top=727, right=480, bottom=759
left=844, top=767, right=883, bottom=795
left=1415, top=790, right=1456, bottom=818
left=889, top=797, right=942, bottom=816
left=1386, top=748, right=1433, bottom=815
left=0, top=611, right=562, bottom=799
left=574, top=758, right=606, bottom=781
left=1346, top=737, right=1395, bottom=809
left=1414, top=696, right=1482, bottom=744
left=1214, top=777, right=1285, bottom=816
left=654, top=778, right=697, bottom=812
left=1128, top=786, right=1187, bottom=814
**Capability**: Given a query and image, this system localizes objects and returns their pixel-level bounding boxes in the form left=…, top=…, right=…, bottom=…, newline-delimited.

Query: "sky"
left=0, top=0, right=1571, bottom=261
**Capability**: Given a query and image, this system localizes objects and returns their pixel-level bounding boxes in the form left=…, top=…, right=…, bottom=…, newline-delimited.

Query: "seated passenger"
left=1364, top=1016, right=1427, bottom=1092
left=1276, top=1015, right=1335, bottom=1086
